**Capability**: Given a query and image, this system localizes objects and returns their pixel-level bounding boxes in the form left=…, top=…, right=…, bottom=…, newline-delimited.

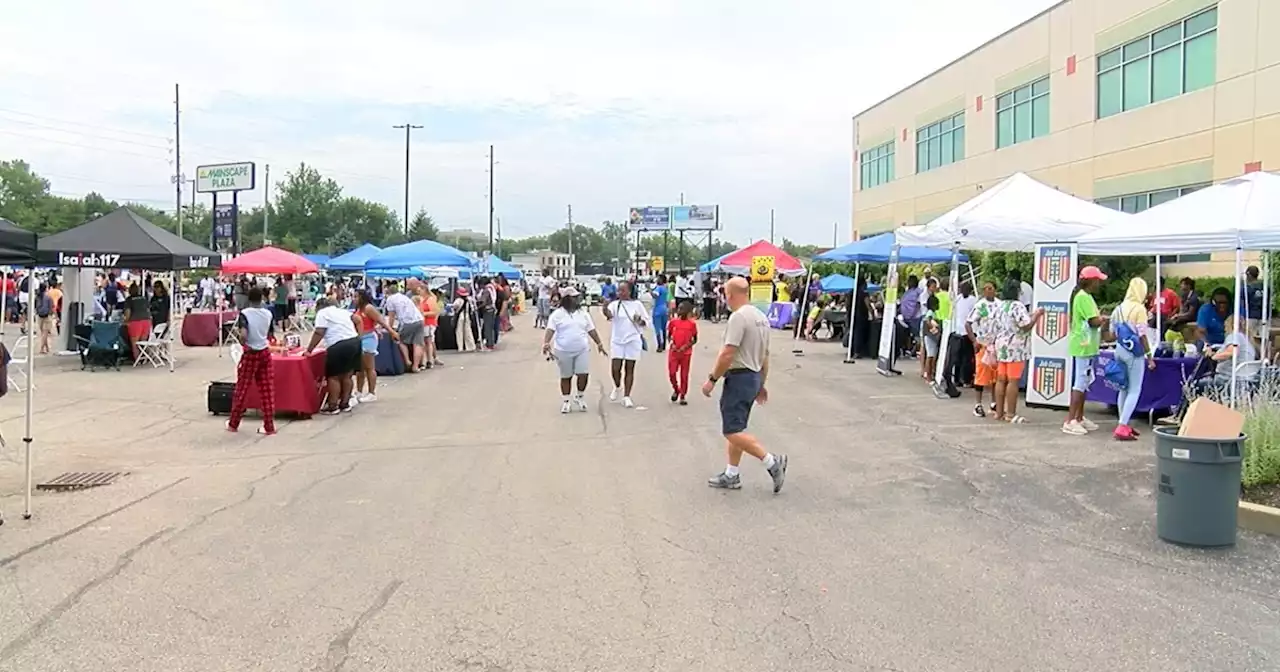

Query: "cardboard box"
left=1178, top=398, right=1245, bottom=440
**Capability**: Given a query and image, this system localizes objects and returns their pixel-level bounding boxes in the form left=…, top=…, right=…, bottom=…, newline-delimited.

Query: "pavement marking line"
left=0, top=477, right=189, bottom=569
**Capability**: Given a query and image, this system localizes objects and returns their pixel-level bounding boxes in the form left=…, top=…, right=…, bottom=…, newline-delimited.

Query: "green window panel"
left=996, top=76, right=1050, bottom=148
left=1096, top=7, right=1217, bottom=119
left=859, top=140, right=895, bottom=190
left=915, top=112, right=965, bottom=173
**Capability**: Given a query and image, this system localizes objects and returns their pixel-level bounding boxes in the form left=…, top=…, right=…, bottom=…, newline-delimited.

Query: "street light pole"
left=487, top=144, right=495, bottom=253
left=392, top=123, right=423, bottom=237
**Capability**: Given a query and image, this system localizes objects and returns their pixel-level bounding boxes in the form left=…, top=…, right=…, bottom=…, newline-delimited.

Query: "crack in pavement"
left=162, top=456, right=308, bottom=548
left=285, top=461, right=361, bottom=508
left=0, top=478, right=188, bottom=569
left=316, top=579, right=404, bottom=672
left=596, top=380, right=609, bottom=434
left=0, top=527, right=171, bottom=662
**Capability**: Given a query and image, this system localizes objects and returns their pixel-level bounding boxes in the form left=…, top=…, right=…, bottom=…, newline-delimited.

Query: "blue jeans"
left=1114, top=348, right=1146, bottom=425
left=653, top=312, right=669, bottom=350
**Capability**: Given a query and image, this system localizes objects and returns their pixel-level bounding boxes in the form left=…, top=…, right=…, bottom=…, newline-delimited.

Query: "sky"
left=0, top=0, right=1058, bottom=247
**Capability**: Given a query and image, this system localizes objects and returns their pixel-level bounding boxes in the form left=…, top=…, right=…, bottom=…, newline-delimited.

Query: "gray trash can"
left=1154, top=426, right=1244, bottom=547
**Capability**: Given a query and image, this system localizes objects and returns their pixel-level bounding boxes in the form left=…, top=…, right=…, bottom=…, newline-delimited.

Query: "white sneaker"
left=1062, top=420, right=1087, bottom=436
left=623, top=397, right=635, bottom=409
left=572, top=397, right=589, bottom=412
left=1079, top=417, right=1099, bottom=432
left=560, top=400, right=571, bottom=414
left=609, top=388, right=620, bottom=402
left=349, top=396, right=360, bottom=408
left=360, top=393, right=377, bottom=403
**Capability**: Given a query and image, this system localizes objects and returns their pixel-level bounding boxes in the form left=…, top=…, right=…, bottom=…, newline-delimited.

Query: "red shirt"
left=667, top=317, right=698, bottom=351
left=1147, top=287, right=1180, bottom=318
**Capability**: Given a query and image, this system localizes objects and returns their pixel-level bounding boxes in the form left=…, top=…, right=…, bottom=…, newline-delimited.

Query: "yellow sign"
left=650, top=256, right=664, bottom=274
left=751, top=255, right=775, bottom=283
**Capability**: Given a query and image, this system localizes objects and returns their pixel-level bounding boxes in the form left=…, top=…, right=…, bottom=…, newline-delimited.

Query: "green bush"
left=1199, top=377, right=1280, bottom=489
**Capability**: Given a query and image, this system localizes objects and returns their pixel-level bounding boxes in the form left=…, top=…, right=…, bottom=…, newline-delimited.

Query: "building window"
left=1095, top=184, right=1210, bottom=262
left=916, top=112, right=965, bottom=173
left=1096, top=7, right=1217, bottom=119
left=996, top=77, right=1049, bottom=148
left=859, top=140, right=895, bottom=189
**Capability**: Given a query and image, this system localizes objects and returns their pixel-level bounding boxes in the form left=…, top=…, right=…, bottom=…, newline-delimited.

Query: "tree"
left=407, top=208, right=438, bottom=241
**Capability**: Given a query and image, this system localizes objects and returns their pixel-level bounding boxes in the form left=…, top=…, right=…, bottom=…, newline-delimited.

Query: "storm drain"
left=37, top=472, right=129, bottom=492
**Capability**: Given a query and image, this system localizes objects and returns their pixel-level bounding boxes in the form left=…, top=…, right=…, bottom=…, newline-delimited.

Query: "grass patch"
left=1195, top=374, right=1280, bottom=505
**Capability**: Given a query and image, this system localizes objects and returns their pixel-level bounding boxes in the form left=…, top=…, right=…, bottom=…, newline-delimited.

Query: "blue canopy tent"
left=364, top=239, right=472, bottom=270
left=302, top=253, right=330, bottom=268
left=697, top=251, right=732, bottom=274
left=815, top=234, right=970, bottom=363
left=820, top=274, right=855, bottom=293
left=814, top=233, right=968, bottom=264
left=327, top=243, right=383, bottom=270
left=463, top=256, right=522, bottom=280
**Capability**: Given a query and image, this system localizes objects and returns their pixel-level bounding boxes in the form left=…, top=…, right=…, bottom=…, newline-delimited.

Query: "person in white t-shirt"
left=305, top=296, right=364, bottom=414
left=541, top=287, right=608, bottom=414
left=602, top=280, right=647, bottom=408
left=535, top=269, right=558, bottom=329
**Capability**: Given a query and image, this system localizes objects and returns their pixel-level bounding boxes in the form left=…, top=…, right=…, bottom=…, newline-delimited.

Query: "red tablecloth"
left=181, top=310, right=238, bottom=346
left=242, top=350, right=327, bottom=417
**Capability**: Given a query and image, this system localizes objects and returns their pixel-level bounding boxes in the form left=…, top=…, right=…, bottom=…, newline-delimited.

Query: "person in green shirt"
left=1063, top=266, right=1109, bottom=436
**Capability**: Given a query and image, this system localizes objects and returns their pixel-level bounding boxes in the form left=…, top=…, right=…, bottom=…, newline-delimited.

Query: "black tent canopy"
left=0, top=217, right=39, bottom=267
left=37, top=207, right=220, bottom=271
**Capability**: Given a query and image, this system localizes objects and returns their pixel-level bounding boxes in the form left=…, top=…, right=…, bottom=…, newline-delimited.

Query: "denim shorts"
left=719, top=369, right=762, bottom=436
left=361, top=332, right=378, bottom=354
left=1072, top=356, right=1095, bottom=392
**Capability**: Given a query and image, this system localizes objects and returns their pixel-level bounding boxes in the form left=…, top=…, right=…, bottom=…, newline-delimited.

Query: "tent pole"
left=169, top=271, right=177, bottom=372
left=1262, top=251, right=1272, bottom=363
left=1231, top=247, right=1243, bottom=409
left=0, top=268, right=8, bottom=337
left=22, top=266, right=35, bottom=519
left=793, top=265, right=811, bottom=342
left=932, top=246, right=961, bottom=392
left=1154, top=256, right=1162, bottom=343
left=844, top=262, right=860, bottom=363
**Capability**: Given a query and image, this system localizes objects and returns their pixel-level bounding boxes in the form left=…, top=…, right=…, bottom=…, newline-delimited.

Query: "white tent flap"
left=894, top=173, right=1128, bottom=252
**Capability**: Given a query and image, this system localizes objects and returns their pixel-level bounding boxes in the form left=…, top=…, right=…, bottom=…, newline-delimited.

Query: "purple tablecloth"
left=767, top=302, right=795, bottom=329
left=1086, top=350, right=1198, bottom=413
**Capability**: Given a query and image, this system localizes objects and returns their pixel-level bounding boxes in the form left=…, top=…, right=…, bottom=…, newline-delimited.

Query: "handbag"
left=616, top=301, right=648, bottom=351
left=1103, top=357, right=1128, bottom=390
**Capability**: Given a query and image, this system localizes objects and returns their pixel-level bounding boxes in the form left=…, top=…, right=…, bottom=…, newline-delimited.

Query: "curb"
left=1238, top=501, right=1280, bottom=537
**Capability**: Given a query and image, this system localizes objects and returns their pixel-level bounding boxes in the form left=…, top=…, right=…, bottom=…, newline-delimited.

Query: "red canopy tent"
left=705, top=240, right=806, bottom=276
left=220, top=246, right=319, bottom=275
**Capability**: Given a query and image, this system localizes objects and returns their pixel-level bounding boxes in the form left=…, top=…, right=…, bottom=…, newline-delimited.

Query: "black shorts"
left=324, top=337, right=363, bottom=378
left=719, top=369, right=762, bottom=435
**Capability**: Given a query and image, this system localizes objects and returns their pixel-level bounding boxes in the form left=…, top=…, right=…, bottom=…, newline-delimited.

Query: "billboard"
left=671, top=205, right=718, bottom=231
left=628, top=206, right=670, bottom=231
left=196, top=162, right=256, bottom=193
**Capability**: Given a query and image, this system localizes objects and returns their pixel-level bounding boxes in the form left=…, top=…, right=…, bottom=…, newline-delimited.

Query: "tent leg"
left=844, top=263, right=860, bottom=363
left=1231, top=247, right=1243, bottom=409
left=22, top=268, right=35, bottom=520
left=169, top=271, right=177, bottom=372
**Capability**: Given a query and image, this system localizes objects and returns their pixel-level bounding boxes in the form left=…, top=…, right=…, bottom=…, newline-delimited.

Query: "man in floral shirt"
left=965, top=281, right=1000, bottom=418
left=991, top=278, right=1044, bottom=423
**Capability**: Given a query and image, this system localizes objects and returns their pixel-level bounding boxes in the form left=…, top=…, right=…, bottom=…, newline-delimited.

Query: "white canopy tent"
left=1076, top=172, right=1280, bottom=255
left=895, top=172, right=1129, bottom=251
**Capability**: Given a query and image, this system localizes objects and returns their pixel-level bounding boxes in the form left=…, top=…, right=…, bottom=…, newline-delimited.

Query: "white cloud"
left=0, top=0, right=1057, bottom=246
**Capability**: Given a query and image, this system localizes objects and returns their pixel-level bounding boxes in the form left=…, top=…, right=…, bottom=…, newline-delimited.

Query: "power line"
left=0, top=116, right=172, bottom=151
left=0, top=130, right=170, bottom=162
left=0, top=107, right=174, bottom=141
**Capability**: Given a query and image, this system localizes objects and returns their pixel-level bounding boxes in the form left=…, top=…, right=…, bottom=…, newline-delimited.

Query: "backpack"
left=36, top=294, right=52, bottom=318
left=1110, top=305, right=1145, bottom=357
left=1103, top=357, right=1128, bottom=390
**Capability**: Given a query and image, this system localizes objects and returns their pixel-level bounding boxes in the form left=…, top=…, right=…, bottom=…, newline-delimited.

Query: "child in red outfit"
left=666, top=301, right=698, bottom=404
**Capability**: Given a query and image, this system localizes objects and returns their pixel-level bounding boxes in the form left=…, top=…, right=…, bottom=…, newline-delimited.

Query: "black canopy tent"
left=36, top=207, right=219, bottom=270
left=0, top=217, right=39, bottom=267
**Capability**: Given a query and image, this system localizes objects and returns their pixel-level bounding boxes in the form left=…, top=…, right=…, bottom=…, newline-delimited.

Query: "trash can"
left=1154, top=426, right=1245, bottom=547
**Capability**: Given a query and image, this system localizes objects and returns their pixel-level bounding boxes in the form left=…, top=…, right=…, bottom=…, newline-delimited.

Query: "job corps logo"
left=1036, top=301, right=1069, bottom=344
left=1037, top=245, right=1072, bottom=289
left=1032, top=356, right=1067, bottom=401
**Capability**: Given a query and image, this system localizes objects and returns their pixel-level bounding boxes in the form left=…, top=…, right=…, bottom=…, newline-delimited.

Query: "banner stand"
left=875, top=245, right=902, bottom=376
left=1026, top=242, right=1078, bottom=409
left=931, top=246, right=962, bottom=397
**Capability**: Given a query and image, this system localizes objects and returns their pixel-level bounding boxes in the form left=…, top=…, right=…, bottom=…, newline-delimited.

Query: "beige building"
left=852, top=0, right=1278, bottom=275
left=509, top=250, right=575, bottom=280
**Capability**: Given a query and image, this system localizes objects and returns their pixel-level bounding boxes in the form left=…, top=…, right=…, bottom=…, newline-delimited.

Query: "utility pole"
left=566, top=205, right=574, bottom=258
left=769, top=209, right=775, bottom=244
left=832, top=221, right=838, bottom=247
left=173, top=83, right=184, bottom=239
left=392, top=123, right=423, bottom=237
left=487, top=145, right=495, bottom=253
left=495, top=216, right=503, bottom=257
left=263, top=164, right=271, bottom=244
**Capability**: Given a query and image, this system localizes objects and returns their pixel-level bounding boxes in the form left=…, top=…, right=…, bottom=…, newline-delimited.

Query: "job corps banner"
left=875, top=245, right=901, bottom=376
left=1027, top=242, right=1078, bottom=408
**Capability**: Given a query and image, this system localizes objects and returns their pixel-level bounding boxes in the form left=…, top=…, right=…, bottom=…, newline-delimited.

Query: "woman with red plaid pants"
left=667, top=301, right=698, bottom=405
left=227, top=287, right=278, bottom=435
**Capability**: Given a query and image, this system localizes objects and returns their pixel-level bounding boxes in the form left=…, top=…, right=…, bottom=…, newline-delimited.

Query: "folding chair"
left=134, top=323, right=171, bottom=369
left=84, top=321, right=125, bottom=371
left=7, top=336, right=32, bottom=392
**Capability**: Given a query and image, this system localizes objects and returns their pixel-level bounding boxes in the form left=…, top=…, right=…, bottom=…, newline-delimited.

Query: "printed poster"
left=875, top=245, right=901, bottom=376
left=1027, top=243, right=1078, bottom=408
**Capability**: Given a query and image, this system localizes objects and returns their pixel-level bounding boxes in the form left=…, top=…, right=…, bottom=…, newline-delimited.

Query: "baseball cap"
left=1079, top=266, right=1108, bottom=281
left=560, top=286, right=580, bottom=297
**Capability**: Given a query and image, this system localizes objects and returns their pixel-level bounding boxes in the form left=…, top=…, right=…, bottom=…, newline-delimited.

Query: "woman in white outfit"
left=602, top=280, right=647, bottom=408
left=541, top=287, right=608, bottom=414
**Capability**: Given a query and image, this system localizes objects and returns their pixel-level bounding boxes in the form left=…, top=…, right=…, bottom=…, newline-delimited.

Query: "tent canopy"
left=698, top=240, right=806, bottom=276
left=221, top=246, right=319, bottom=275
left=894, top=173, right=1128, bottom=252
left=302, top=253, right=330, bottom=267
left=326, top=243, right=382, bottom=270
left=37, top=207, right=220, bottom=270
left=469, top=256, right=522, bottom=280
left=815, top=233, right=969, bottom=263
left=1077, top=172, right=1280, bottom=255
left=0, top=218, right=38, bottom=266
left=365, top=239, right=472, bottom=270
left=820, top=273, right=855, bottom=293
